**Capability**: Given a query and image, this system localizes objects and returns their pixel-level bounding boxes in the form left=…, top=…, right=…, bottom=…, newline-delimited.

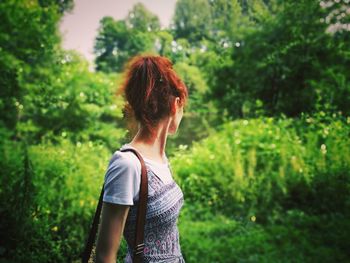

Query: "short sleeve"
left=103, top=151, right=141, bottom=205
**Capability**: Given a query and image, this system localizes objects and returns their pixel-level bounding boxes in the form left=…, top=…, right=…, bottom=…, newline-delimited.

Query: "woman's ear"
left=171, top=97, right=181, bottom=115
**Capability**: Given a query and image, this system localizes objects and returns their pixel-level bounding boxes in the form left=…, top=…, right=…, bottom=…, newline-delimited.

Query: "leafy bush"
left=171, top=112, right=350, bottom=222
left=0, top=137, right=114, bottom=262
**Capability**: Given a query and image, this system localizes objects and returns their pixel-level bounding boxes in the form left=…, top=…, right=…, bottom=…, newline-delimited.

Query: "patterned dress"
left=120, top=146, right=186, bottom=263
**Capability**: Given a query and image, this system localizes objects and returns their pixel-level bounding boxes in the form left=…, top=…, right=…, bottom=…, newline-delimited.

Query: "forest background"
left=1, top=0, right=350, bottom=262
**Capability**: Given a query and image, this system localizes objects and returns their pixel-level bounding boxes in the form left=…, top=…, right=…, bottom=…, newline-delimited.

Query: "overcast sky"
left=59, top=0, right=177, bottom=63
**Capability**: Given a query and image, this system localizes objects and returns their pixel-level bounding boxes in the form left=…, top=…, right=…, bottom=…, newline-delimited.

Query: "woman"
left=95, top=55, right=188, bottom=263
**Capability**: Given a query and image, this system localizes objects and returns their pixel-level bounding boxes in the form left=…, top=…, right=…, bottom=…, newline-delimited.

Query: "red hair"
left=119, top=55, right=188, bottom=135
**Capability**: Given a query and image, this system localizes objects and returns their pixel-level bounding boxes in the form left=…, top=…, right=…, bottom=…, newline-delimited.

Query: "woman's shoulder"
left=104, top=146, right=142, bottom=184
left=109, top=148, right=141, bottom=168
left=103, top=146, right=142, bottom=205
left=103, top=146, right=143, bottom=182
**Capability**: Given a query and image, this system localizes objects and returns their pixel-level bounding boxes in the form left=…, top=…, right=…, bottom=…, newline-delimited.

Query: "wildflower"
left=323, top=128, right=329, bottom=136
left=179, top=144, right=188, bottom=150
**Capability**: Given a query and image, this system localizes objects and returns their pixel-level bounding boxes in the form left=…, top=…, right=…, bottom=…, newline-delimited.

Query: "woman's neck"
left=129, top=118, right=170, bottom=164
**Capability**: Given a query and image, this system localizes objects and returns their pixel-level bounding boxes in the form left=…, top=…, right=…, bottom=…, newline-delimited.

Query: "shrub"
left=171, top=112, right=350, bottom=222
left=0, top=138, right=114, bottom=262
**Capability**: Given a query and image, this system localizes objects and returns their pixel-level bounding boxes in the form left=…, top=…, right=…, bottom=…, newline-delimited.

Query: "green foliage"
left=208, top=0, right=248, bottom=41
left=210, top=0, right=350, bottom=117
left=0, top=137, right=113, bottom=262
left=38, top=0, right=74, bottom=14
left=174, top=62, right=208, bottom=110
left=125, top=3, right=160, bottom=32
left=171, top=112, right=350, bottom=262
left=0, top=0, right=125, bottom=148
left=18, top=50, right=126, bottom=147
left=171, top=112, right=350, bottom=221
left=1, top=112, right=349, bottom=262
left=1, top=0, right=350, bottom=262
left=0, top=0, right=61, bottom=130
left=179, top=207, right=350, bottom=263
left=94, top=5, right=160, bottom=73
left=179, top=212, right=275, bottom=263
left=172, top=0, right=213, bottom=42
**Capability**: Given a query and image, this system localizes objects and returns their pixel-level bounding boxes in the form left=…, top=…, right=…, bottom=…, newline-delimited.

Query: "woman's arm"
left=95, top=202, right=130, bottom=263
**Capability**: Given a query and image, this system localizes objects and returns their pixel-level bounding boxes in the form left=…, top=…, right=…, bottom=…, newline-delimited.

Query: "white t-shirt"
left=102, top=144, right=174, bottom=206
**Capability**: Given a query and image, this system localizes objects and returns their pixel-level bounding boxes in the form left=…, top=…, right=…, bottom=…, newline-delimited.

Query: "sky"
left=59, top=0, right=177, bottom=64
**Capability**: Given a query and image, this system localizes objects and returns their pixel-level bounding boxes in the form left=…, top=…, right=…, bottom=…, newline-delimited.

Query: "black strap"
left=81, top=148, right=148, bottom=263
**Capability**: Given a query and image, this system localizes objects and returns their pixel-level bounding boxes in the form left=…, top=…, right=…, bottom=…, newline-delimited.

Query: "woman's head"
left=120, top=55, right=188, bottom=136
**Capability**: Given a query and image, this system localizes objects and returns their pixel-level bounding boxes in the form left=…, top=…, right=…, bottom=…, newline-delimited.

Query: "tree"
left=172, top=0, right=213, bottom=43
left=38, top=0, right=74, bottom=14
left=211, top=0, right=350, bottom=117
left=0, top=0, right=62, bottom=131
left=125, top=2, right=160, bottom=32
left=94, top=3, right=161, bottom=73
left=209, top=0, right=245, bottom=41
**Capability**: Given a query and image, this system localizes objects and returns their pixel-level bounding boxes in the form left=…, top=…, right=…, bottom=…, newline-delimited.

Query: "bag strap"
left=121, top=148, right=148, bottom=263
left=81, top=183, right=104, bottom=263
left=81, top=148, right=148, bottom=263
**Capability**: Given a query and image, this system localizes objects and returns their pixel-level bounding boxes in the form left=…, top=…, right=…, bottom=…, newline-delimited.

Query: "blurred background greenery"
left=0, top=0, right=350, bottom=262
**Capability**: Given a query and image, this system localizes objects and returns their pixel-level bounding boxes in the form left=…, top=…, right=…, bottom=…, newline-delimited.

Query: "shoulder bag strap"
left=81, top=148, right=148, bottom=263
left=120, top=148, right=148, bottom=263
